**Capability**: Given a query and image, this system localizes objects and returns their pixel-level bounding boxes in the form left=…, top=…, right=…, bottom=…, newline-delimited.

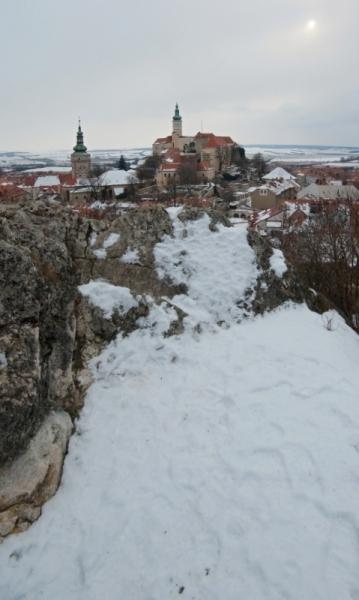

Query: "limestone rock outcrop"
left=0, top=202, right=177, bottom=467
left=0, top=411, right=72, bottom=537
left=0, top=203, right=89, bottom=466
left=0, top=201, right=179, bottom=538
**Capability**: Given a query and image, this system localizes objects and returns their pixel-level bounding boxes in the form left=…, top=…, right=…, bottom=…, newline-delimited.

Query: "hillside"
left=1, top=207, right=359, bottom=599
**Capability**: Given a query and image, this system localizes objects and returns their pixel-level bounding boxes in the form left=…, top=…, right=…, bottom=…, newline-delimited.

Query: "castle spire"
left=71, top=119, right=91, bottom=180
left=173, top=103, right=181, bottom=121
left=73, top=119, right=87, bottom=153
left=172, top=103, right=182, bottom=137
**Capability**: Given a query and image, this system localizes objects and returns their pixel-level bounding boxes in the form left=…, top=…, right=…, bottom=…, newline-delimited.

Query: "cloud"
left=1, top=0, right=358, bottom=149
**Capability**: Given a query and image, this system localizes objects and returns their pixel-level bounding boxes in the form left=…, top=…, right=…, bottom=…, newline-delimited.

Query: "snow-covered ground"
left=1, top=145, right=359, bottom=171
left=1, top=213, right=359, bottom=600
left=23, top=166, right=72, bottom=173
left=245, top=144, right=359, bottom=165
left=0, top=148, right=151, bottom=170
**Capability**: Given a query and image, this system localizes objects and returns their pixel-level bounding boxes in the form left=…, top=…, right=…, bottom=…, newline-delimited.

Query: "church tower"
left=71, top=121, right=91, bottom=180
left=172, top=103, right=182, bottom=137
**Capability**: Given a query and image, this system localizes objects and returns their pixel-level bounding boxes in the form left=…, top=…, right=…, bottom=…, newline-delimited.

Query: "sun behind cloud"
left=307, top=19, right=317, bottom=31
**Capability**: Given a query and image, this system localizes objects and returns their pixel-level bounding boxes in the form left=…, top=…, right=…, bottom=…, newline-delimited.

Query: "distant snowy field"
left=0, top=148, right=151, bottom=171
left=1, top=145, right=359, bottom=171
left=245, top=144, right=359, bottom=165
left=1, top=212, right=359, bottom=600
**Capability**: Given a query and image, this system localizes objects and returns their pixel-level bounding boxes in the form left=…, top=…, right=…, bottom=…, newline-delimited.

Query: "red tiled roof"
left=0, top=184, right=26, bottom=202
left=163, top=147, right=181, bottom=160
left=0, top=184, right=24, bottom=193
left=251, top=207, right=283, bottom=226
left=155, top=135, right=172, bottom=144
left=195, top=132, right=214, bottom=138
left=0, top=173, right=36, bottom=186
left=199, top=132, right=234, bottom=149
left=285, top=199, right=310, bottom=206
left=216, top=136, right=234, bottom=144
left=203, top=139, right=219, bottom=149
left=288, top=208, right=308, bottom=221
left=159, top=162, right=181, bottom=172
left=60, top=173, right=77, bottom=186
left=196, top=161, right=212, bottom=171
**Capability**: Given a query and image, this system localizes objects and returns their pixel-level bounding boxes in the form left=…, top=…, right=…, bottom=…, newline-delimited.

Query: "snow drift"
left=1, top=211, right=359, bottom=600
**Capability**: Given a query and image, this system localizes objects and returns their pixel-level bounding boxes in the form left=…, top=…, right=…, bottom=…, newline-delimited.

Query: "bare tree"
left=178, top=162, right=198, bottom=186
left=251, top=153, right=268, bottom=178
left=283, top=199, right=359, bottom=331
left=136, top=155, right=161, bottom=182
left=91, top=164, right=105, bottom=178
left=231, top=144, right=247, bottom=167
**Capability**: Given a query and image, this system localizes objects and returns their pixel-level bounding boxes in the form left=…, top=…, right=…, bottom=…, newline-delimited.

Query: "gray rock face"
left=0, top=410, right=72, bottom=538
left=0, top=204, right=87, bottom=466
left=88, top=206, right=184, bottom=297
left=0, top=203, right=177, bottom=471
left=247, top=230, right=333, bottom=315
left=0, top=202, right=180, bottom=537
left=177, top=206, right=230, bottom=231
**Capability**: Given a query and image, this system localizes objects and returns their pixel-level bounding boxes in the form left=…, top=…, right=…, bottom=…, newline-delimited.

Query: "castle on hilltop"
left=153, top=104, right=242, bottom=187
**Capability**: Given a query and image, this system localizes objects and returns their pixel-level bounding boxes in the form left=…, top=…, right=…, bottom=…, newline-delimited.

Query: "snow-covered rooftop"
left=285, top=201, right=311, bottom=216
left=34, top=175, right=61, bottom=187
left=298, top=183, right=359, bottom=200
left=99, top=169, right=137, bottom=186
left=263, top=167, right=297, bottom=181
left=254, top=207, right=284, bottom=224
left=251, top=179, right=298, bottom=196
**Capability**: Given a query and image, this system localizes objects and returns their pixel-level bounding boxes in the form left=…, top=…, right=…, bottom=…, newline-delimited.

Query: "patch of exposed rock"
left=177, top=206, right=230, bottom=231
left=247, top=230, right=334, bottom=315
left=0, top=203, right=87, bottom=466
left=88, top=207, right=186, bottom=297
left=0, top=411, right=72, bottom=537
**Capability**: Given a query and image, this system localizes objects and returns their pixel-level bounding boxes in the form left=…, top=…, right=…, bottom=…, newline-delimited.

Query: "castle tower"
left=71, top=120, right=91, bottom=180
left=172, top=103, right=182, bottom=137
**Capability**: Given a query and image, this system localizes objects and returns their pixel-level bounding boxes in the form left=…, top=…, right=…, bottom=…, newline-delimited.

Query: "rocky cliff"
left=0, top=202, right=332, bottom=539
left=0, top=201, right=178, bottom=538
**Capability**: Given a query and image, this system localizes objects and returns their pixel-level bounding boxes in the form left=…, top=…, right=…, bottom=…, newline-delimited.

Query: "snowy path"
left=1, top=215, right=359, bottom=600
left=154, top=211, right=257, bottom=326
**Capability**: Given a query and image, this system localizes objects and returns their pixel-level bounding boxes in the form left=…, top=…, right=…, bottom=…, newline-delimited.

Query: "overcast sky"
left=1, top=0, right=358, bottom=151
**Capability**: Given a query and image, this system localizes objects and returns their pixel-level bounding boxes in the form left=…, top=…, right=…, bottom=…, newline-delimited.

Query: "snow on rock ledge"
left=103, top=233, right=121, bottom=249
left=120, top=248, right=140, bottom=264
left=270, top=248, right=288, bottom=277
left=78, top=280, right=138, bottom=319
